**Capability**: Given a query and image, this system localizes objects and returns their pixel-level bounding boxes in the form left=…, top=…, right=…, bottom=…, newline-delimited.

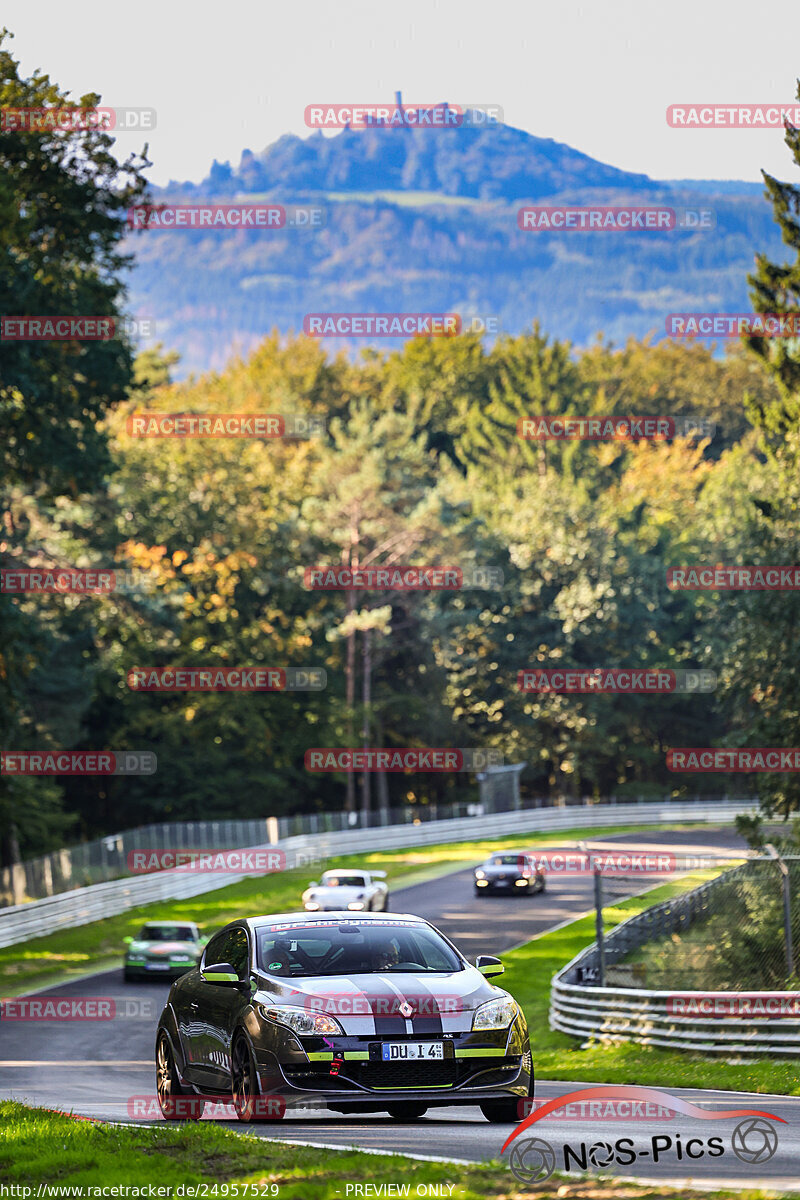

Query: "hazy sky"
left=4, top=0, right=800, bottom=187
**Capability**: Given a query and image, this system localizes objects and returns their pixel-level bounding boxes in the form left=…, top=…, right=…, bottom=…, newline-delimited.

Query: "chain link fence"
left=602, top=856, right=800, bottom=991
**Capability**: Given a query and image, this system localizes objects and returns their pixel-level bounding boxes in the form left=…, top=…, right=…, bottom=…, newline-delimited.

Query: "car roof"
left=141, top=919, right=197, bottom=926
left=320, top=868, right=368, bottom=877
left=245, top=910, right=426, bottom=931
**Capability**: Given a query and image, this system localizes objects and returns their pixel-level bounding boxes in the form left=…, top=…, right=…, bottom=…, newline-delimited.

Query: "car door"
left=180, top=928, right=231, bottom=1085
left=195, top=926, right=253, bottom=1091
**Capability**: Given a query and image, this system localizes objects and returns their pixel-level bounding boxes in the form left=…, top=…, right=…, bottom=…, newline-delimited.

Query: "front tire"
left=156, top=1032, right=204, bottom=1120
left=232, top=1035, right=282, bottom=1122
left=386, top=1103, right=427, bottom=1120
left=480, top=1097, right=522, bottom=1123
left=481, top=1064, right=534, bottom=1124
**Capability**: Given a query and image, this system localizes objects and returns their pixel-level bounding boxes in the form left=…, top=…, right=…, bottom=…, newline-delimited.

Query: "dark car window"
left=322, top=874, right=366, bottom=887
left=489, top=855, right=525, bottom=866
left=227, top=928, right=250, bottom=977
left=256, top=921, right=462, bottom=977
left=203, top=927, right=249, bottom=976
left=139, top=924, right=196, bottom=941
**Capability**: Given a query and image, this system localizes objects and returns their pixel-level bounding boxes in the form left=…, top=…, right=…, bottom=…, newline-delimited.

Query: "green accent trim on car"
left=372, top=1084, right=454, bottom=1090
left=454, top=1047, right=508, bottom=1058
left=478, top=963, right=504, bottom=976
left=202, top=970, right=239, bottom=982
left=305, top=1051, right=371, bottom=1061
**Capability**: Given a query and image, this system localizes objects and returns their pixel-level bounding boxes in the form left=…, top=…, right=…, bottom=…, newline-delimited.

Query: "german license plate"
left=146, top=963, right=171, bottom=971
left=381, top=1042, right=444, bottom=1061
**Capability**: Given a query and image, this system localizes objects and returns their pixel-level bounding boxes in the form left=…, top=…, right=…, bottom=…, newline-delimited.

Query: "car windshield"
left=139, top=924, right=196, bottom=942
left=489, top=855, right=524, bottom=866
left=256, top=920, right=462, bottom=977
left=321, top=874, right=366, bottom=887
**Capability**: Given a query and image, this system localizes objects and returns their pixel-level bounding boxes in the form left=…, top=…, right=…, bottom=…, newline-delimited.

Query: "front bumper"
left=125, top=959, right=197, bottom=979
left=475, top=876, right=534, bottom=890
left=251, top=1022, right=531, bottom=1107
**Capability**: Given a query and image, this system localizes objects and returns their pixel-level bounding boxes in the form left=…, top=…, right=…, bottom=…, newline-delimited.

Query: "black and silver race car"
left=473, top=852, right=546, bottom=896
left=155, top=910, right=532, bottom=1123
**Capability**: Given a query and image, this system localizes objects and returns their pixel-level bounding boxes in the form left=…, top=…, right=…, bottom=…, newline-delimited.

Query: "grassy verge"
left=0, top=1101, right=791, bottom=1198
left=500, top=872, right=800, bottom=1096
left=0, top=821, right=711, bottom=996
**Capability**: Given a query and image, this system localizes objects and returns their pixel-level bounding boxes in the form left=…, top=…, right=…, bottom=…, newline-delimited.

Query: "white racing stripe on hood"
left=264, top=971, right=485, bottom=1036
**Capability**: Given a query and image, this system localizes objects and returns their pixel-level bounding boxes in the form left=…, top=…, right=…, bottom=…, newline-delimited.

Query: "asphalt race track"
left=2, top=827, right=797, bottom=1189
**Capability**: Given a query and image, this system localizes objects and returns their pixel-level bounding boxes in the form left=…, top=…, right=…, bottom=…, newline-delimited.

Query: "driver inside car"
left=373, top=940, right=401, bottom=971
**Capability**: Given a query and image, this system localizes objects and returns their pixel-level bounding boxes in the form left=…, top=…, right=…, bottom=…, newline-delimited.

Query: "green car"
left=124, top=921, right=206, bottom=981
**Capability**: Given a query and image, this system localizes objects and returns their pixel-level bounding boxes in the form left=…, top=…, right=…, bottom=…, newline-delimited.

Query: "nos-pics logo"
left=503, top=1085, right=782, bottom=1184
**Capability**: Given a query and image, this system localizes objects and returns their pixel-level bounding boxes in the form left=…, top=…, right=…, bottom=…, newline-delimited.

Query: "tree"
left=0, top=30, right=150, bottom=865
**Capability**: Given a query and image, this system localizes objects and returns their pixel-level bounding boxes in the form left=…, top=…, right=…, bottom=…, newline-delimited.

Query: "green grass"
left=0, top=822, right=714, bottom=995
left=500, top=873, right=800, bottom=1096
left=0, top=1101, right=791, bottom=1198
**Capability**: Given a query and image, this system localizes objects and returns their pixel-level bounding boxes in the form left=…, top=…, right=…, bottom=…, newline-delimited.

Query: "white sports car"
left=302, top=869, right=389, bottom=912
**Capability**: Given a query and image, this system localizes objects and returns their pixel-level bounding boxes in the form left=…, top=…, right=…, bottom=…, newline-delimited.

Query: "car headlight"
left=169, top=955, right=193, bottom=963
left=347, top=900, right=365, bottom=910
left=305, top=900, right=321, bottom=910
left=258, top=1004, right=344, bottom=1037
left=475, top=870, right=486, bottom=879
left=472, top=995, right=518, bottom=1030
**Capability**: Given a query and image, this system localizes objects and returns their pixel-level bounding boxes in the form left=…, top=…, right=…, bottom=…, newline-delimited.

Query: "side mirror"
left=201, top=961, right=242, bottom=986
left=476, top=955, right=504, bottom=978
left=123, top=936, right=134, bottom=945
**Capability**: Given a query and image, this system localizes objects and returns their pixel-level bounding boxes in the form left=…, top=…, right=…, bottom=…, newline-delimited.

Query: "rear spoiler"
left=371, top=870, right=387, bottom=879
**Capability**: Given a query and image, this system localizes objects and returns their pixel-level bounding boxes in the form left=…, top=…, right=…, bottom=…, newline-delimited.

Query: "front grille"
left=283, top=1056, right=516, bottom=1092
left=350, top=1060, right=458, bottom=1089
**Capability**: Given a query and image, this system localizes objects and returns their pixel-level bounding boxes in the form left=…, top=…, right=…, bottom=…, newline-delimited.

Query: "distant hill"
left=167, top=122, right=656, bottom=202
left=127, top=118, right=784, bottom=376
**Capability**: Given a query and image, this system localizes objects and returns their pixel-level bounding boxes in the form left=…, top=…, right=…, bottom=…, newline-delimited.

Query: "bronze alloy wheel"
left=232, top=1035, right=278, bottom=1122
left=156, top=1032, right=204, bottom=1120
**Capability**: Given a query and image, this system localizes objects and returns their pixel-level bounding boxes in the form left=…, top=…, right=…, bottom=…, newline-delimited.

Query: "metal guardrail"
left=550, top=855, right=800, bottom=1056
left=1, top=790, right=753, bottom=906
left=0, top=799, right=754, bottom=948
